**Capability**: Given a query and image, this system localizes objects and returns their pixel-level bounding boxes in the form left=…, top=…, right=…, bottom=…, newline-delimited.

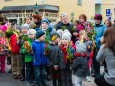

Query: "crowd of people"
left=0, top=13, right=115, bottom=86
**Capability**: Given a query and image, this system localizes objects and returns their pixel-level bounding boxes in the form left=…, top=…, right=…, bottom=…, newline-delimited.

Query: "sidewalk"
left=0, top=64, right=100, bottom=86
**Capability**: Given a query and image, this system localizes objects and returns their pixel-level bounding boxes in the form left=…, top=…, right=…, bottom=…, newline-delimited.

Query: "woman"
left=95, top=27, right=115, bottom=86
left=104, top=19, right=112, bottom=28
left=76, top=14, right=87, bottom=33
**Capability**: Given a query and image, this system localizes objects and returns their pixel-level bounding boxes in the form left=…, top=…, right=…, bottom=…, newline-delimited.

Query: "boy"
left=32, top=30, right=48, bottom=86
left=21, top=29, right=36, bottom=86
left=45, top=32, right=62, bottom=86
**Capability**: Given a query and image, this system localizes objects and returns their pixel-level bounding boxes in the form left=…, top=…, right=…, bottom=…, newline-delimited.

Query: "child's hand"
left=54, top=65, right=59, bottom=70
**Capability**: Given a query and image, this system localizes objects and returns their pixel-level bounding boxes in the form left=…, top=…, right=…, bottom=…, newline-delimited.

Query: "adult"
left=95, top=27, right=115, bottom=86
left=32, top=14, right=42, bottom=31
left=104, top=19, right=112, bottom=28
left=56, top=15, right=76, bottom=42
left=76, top=14, right=87, bottom=33
left=56, top=13, right=66, bottom=29
left=112, top=20, right=115, bottom=27
left=93, top=14, right=106, bottom=77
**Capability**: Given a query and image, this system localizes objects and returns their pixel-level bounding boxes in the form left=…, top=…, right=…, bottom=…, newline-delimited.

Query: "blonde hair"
left=79, top=30, right=86, bottom=36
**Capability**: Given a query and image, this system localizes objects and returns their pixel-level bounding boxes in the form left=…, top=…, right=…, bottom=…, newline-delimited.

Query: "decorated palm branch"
left=44, top=30, right=50, bottom=53
left=84, top=22, right=96, bottom=41
left=66, top=41, right=74, bottom=61
left=24, top=41, right=32, bottom=53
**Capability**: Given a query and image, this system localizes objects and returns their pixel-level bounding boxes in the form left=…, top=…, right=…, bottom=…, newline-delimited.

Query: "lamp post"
left=34, top=3, right=39, bottom=14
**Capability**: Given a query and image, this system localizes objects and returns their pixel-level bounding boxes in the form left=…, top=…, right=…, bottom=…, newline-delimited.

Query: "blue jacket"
left=94, top=23, right=106, bottom=49
left=32, top=40, right=48, bottom=65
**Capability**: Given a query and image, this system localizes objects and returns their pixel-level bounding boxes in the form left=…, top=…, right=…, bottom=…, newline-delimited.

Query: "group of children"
left=0, top=15, right=94, bottom=86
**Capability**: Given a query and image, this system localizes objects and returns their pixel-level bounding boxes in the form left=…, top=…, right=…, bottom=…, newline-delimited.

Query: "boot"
left=20, top=69, right=25, bottom=81
left=52, top=79, right=57, bottom=86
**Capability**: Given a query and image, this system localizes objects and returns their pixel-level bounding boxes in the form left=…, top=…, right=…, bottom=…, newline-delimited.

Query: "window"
left=42, top=0, right=44, bottom=3
left=77, top=0, right=82, bottom=5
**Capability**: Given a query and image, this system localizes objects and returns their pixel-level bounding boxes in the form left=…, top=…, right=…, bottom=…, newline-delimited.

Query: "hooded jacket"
left=32, top=40, right=48, bottom=65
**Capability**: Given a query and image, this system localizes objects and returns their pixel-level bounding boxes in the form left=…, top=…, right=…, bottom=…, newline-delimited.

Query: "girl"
left=59, top=31, right=75, bottom=86
left=0, top=25, right=7, bottom=75
left=72, top=30, right=92, bottom=86
left=95, top=27, right=115, bottom=86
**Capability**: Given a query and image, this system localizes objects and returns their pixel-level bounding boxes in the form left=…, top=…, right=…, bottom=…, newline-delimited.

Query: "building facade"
left=0, top=0, right=95, bottom=24
left=102, top=0, right=115, bottom=22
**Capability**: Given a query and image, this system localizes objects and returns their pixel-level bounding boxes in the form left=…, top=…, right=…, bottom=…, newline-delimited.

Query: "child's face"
left=61, top=39, right=68, bottom=45
left=28, top=34, right=35, bottom=39
left=38, top=35, right=46, bottom=41
left=41, top=22, right=48, bottom=29
left=21, top=28, right=28, bottom=34
left=54, top=38, right=60, bottom=44
left=80, top=33, right=86, bottom=39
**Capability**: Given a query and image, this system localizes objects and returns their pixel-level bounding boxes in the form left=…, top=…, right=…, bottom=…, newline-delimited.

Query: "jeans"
left=34, top=65, right=46, bottom=84
left=72, top=75, right=85, bottom=86
left=26, top=62, right=34, bottom=82
left=92, top=48, right=100, bottom=77
left=95, top=75, right=113, bottom=86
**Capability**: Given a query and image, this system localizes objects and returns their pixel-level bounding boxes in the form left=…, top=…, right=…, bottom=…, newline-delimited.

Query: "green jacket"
left=21, top=38, right=33, bottom=62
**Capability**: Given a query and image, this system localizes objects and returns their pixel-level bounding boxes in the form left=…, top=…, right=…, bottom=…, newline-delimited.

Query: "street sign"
left=106, top=9, right=111, bottom=16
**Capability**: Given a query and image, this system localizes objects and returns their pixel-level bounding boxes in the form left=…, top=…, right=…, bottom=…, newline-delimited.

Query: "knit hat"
left=94, top=14, right=102, bottom=20
left=22, top=24, right=30, bottom=30
left=50, top=32, right=60, bottom=41
left=0, top=25, right=7, bottom=32
left=41, top=19, right=50, bottom=25
left=27, top=29, right=36, bottom=36
left=36, top=30, right=45, bottom=38
left=61, top=31, right=72, bottom=41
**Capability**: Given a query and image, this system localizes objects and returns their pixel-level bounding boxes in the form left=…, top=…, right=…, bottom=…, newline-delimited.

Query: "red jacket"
left=10, top=34, right=20, bottom=54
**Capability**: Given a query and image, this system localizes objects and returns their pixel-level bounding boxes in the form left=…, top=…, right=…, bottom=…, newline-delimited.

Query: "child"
left=45, top=32, right=62, bottom=86
left=32, top=30, right=48, bottom=86
left=9, top=28, right=21, bottom=79
left=0, top=25, right=7, bottom=75
left=59, top=31, right=75, bottom=86
left=21, top=29, right=36, bottom=86
left=72, top=30, right=92, bottom=86
left=20, top=24, right=29, bottom=81
left=41, top=18, right=54, bottom=80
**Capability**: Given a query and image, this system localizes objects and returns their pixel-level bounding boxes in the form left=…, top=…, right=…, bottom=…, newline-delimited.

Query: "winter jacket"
left=21, top=38, right=33, bottom=62
left=76, top=22, right=86, bottom=33
left=32, top=40, right=48, bottom=65
left=46, top=42, right=61, bottom=66
left=9, top=34, right=20, bottom=54
left=0, top=36, right=7, bottom=55
left=72, top=57, right=89, bottom=77
left=59, top=41, right=75, bottom=69
left=94, top=23, right=106, bottom=49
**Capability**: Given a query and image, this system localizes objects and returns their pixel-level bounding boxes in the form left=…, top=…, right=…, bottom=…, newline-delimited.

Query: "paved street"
left=0, top=64, right=99, bottom=86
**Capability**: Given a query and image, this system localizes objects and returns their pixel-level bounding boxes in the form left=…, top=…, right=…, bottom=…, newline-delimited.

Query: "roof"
left=1, top=4, right=59, bottom=12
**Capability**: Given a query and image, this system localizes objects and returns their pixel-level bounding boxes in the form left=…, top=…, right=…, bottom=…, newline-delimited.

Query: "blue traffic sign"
left=106, top=9, right=111, bottom=16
